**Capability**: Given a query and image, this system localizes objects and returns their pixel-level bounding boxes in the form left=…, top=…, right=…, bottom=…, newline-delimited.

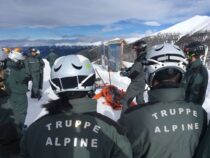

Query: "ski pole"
left=108, top=70, right=112, bottom=85
left=94, top=68, right=106, bottom=86
left=203, top=45, right=208, bottom=65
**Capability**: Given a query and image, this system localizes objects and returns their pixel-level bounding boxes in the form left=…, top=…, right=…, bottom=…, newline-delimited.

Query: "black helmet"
left=29, top=47, right=37, bottom=53
left=184, top=41, right=206, bottom=57
left=132, top=40, right=147, bottom=52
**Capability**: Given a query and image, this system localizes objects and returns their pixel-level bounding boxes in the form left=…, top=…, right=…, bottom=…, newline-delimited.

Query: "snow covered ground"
left=24, top=59, right=210, bottom=126
left=158, top=15, right=210, bottom=36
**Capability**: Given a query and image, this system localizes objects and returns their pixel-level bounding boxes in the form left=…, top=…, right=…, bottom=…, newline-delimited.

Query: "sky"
left=0, top=0, right=210, bottom=42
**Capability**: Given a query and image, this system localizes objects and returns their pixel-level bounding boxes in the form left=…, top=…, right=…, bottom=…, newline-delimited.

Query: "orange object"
left=93, top=85, right=135, bottom=110
left=13, top=47, right=22, bottom=53
left=2, top=48, right=11, bottom=54
left=94, top=85, right=124, bottom=110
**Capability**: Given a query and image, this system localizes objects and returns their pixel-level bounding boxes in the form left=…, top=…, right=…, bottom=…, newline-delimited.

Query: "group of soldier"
left=0, top=47, right=48, bottom=157
left=0, top=41, right=210, bottom=158
left=120, top=40, right=208, bottom=108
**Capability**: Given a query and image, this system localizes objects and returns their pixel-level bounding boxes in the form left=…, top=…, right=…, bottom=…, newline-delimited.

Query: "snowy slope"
left=96, top=16, right=210, bottom=45
left=159, top=15, right=210, bottom=36
left=25, top=59, right=210, bottom=126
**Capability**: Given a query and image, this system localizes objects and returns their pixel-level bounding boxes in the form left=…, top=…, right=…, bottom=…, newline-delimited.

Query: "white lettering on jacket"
left=151, top=108, right=197, bottom=120
left=46, top=137, right=98, bottom=148
left=45, top=120, right=101, bottom=133
left=44, top=119, right=101, bottom=148
left=151, top=107, right=200, bottom=134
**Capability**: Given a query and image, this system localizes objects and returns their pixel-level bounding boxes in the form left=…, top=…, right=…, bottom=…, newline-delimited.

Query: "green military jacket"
left=0, top=90, right=20, bottom=155
left=6, top=59, right=15, bottom=70
left=184, top=58, right=208, bottom=105
left=127, top=55, right=145, bottom=82
left=194, top=122, right=210, bottom=158
left=119, top=87, right=207, bottom=158
left=20, top=97, right=132, bottom=158
left=46, top=52, right=58, bottom=67
left=6, top=61, right=28, bottom=94
left=25, top=55, right=45, bottom=74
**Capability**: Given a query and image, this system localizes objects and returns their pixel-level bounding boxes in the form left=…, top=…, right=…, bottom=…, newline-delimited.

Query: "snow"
left=24, top=59, right=57, bottom=125
left=104, top=37, right=143, bottom=45
left=25, top=59, right=210, bottom=126
left=124, top=37, right=142, bottom=44
left=159, top=15, right=210, bottom=36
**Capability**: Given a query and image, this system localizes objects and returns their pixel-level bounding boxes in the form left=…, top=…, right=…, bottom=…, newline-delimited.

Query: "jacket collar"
left=69, top=96, right=97, bottom=114
left=148, top=88, right=185, bottom=102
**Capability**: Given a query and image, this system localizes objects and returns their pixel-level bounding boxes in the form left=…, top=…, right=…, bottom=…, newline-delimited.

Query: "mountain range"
left=63, top=15, right=210, bottom=45
left=158, top=15, right=210, bottom=36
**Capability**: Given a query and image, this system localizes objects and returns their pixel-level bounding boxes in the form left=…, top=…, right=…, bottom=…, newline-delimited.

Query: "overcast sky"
left=0, top=0, right=210, bottom=40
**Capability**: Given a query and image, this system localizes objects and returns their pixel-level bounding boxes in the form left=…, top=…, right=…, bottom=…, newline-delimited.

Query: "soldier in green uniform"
left=46, top=48, right=59, bottom=68
left=25, top=48, right=45, bottom=99
left=183, top=41, right=208, bottom=105
left=20, top=54, right=132, bottom=158
left=0, top=49, right=21, bottom=158
left=120, top=40, right=146, bottom=108
left=6, top=48, right=29, bottom=132
left=119, top=43, right=207, bottom=158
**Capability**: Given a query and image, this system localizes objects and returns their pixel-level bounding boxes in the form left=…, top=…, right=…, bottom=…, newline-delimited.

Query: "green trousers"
left=9, top=93, right=28, bottom=127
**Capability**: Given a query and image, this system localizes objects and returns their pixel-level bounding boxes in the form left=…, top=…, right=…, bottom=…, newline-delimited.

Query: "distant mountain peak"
left=158, top=15, right=210, bottom=36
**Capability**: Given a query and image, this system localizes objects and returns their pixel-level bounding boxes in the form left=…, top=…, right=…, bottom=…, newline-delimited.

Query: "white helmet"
left=50, top=54, right=96, bottom=94
left=0, top=48, right=7, bottom=61
left=36, top=49, right=40, bottom=55
left=8, top=48, right=25, bottom=62
left=30, top=48, right=40, bottom=55
left=143, top=43, right=188, bottom=87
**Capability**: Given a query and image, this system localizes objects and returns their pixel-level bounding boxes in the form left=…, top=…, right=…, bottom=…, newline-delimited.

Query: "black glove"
left=120, top=67, right=131, bottom=77
left=120, top=70, right=129, bottom=77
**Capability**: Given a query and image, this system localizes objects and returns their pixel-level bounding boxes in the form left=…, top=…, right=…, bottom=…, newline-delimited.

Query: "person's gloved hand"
left=120, top=70, right=129, bottom=77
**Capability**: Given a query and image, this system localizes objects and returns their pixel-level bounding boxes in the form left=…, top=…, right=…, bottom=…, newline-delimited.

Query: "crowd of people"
left=0, top=41, right=209, bottom=158
left=0, top=47, right=60, bottom=157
